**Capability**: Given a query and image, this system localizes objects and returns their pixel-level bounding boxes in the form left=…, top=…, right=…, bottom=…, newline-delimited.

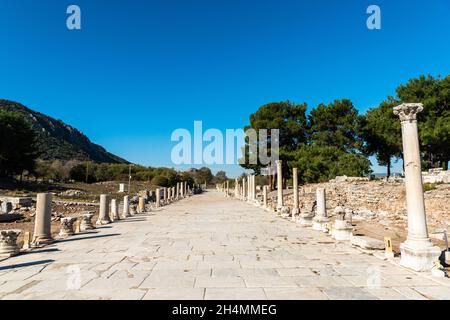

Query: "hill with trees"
left=0, top=99, right=127, bottom=165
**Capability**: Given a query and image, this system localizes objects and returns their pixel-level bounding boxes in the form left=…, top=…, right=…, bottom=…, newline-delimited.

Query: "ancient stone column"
left=122, top=195, right=130, bottom=218
left=242, top=177, right=246, bottom=200
left=111, top=199, right=120, bottom=220
left=184, top=182, right=188, bottom=197
left=33, top=193, right=54, bottom=244
left=97, top=194, right=111, bottom=225
left=292, top=168, right=299, bottom=221
left=137, top=196, right=145, bottom=213
left=246, top=175, right=251, bottom=202
left=251, top=175, right=256, bottom=202
left=176, top=183, right=179, bottom=200
left=312, top=188, right=329, bottom=232
left=226, top=181, right=229, bottom=197
left=59, top=217, right=76, bottom=238
left=163, top=187, right=167, bottom=205
left=394, top=103, right=441, bottom=271
left=234, top=179, right=239, bottom=198
left=263, top=185, right=268, bottom=208
left=180, top=182, right=184, bottom=198
left=0, top=230, right=21, bottom=257
left=276, top=160, right=283, bottom=210
left=80, top=212, right=95, bottom=231
left=155, top=188, right=161, bottom=208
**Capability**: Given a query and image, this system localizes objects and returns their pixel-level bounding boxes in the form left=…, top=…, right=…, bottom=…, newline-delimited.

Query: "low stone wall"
left=422, top=168, right=450, bottom=184
left=266, top=177, right=449, bottom=231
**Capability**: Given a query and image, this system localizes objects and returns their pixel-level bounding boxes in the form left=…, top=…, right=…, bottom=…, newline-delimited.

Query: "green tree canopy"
left=0, top=110, right=38, bottom=177
left=241, top=101, right=308, bottom=174
left=361, top=99, right=402, bottom=177
left=309, top=99, right=363, bottom=153
left=396, top=74, right=450, bottom=169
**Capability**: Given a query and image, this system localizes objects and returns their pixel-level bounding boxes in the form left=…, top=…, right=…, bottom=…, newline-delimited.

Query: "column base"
left=33, top=235, right=54, bottom=245
left=331, top=220, right=353, bottom=241
left=312, top=216, right=329, bottom=232
left=400, top=240, right=441, bottom=272
left=277, top=206, right=290, bottom=218
left=291, top=208, right=299, bottom=222
left=298, top=214, right=313, bottom=226
left=96, top=219, right=111, bottom=225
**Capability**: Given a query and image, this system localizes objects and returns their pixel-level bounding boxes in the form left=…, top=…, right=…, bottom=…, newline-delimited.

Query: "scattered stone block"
left=59, top=217, right=77, bottom=238
left=0, top=229, right=21, bottom=257
left=80, top=212, right=95, bottom=231
left=350, top=235, right=385, bottom=250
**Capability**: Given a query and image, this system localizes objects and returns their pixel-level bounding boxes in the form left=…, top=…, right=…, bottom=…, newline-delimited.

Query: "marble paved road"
left=0, top=191, right=449, bottom=300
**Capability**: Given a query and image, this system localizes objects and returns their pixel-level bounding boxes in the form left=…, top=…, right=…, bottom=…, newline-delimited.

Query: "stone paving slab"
left=0, top=191, right=449, bottom=300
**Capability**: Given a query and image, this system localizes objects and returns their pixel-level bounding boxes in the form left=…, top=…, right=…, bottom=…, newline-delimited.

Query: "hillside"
left=0, top=99, right=128, bottom=164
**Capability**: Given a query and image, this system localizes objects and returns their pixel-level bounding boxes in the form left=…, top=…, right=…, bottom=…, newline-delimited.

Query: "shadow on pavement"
left=0, top=259, right=55, bottom=271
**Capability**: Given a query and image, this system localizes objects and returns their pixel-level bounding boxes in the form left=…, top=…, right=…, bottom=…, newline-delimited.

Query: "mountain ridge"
left=0, top=99, right=128, bottom=164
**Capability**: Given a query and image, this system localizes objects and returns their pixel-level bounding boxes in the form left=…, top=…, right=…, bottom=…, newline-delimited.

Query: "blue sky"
left=1, top=0, right=449, bottom=177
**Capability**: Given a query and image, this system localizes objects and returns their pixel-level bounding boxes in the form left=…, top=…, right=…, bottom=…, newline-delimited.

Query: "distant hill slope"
left=0, top=99, right=128, bottom=164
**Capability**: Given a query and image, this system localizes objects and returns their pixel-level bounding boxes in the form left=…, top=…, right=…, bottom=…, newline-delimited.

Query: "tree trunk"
left=387, top=157, right=391, bottom=178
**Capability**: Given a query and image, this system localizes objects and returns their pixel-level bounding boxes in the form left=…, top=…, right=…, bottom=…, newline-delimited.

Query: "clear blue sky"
left=1, top=0, right=449, bottom=177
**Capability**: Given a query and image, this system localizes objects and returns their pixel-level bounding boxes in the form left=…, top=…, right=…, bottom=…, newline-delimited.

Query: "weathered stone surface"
left=0, top=230, right=21, bottom=257
left=350, top=235, right=385, bottom=250
left=80, top=212, right=95, bottom=231
left=59, top=217, right=77, bottom=238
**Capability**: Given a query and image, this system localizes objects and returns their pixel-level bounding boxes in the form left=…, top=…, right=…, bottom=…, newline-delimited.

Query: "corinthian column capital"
left=393, top=103, right=423, bottom=122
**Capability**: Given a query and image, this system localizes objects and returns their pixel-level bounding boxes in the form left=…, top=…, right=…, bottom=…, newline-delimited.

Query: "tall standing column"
left=312, top=188, right=329, bottom=232
left=251, top=175, right=256, bottom=202
left=234, top=179, right=239, bottom=198
left=163, top=187, right=167, bottom=205
left=242, top=177, right=246, bottom=200
left=138, top=196, right=145, bottom=213
left=122, top=195, right=130, bottom=218
left=394, top=103, right=440, bottom=271
left=111, top=199, right=120, bottom=221
left=226, top=181, right=229, bottom=197
left=155, top=188, right=161, bottom=208
left=184, top=182, right=187, bottom=197
left=176, top=183, right=180, bottom=200
left=263, top=185, right=268, bottom=208
left=247, top=175, right=251, bottom=202
left=292, top=168, right=299, bottom=221
left=180, top=182, right=184, bottom=198
left=276, top=160, right=283, bottom=210
left=97, top=194, right=111, bottom=225
left=33, top=193, right=54, bottom=244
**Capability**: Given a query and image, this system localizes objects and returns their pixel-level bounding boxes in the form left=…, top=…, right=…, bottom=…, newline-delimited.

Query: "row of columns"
left=0, top=182, right=194, bottom=258
left=223, top=103, right=440, bottom=272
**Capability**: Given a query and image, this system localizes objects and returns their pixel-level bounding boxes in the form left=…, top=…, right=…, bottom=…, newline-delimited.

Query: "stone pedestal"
left=394, top=103, right=441, bottom=271
left=96, top=194, right=111, bottom=225
left=122, top=195, right=131, bottom=218
left=312, top=188, right=329, bottom=232
left=332, top=219, right=353, bottom=241
left=80, top=213, right=95, bottom=231
left=59, top=217, right=77, bottom=238
left=298, top=212, right=314, bottom=226
left=33, top=193, right=54, bottom=245
left=0, top=230, right=21, bottom=257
